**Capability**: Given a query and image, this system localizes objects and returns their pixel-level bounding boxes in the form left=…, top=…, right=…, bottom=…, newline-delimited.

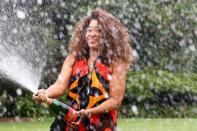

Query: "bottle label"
left=71, top=111, right=79, bottom=122
left=64, top=108, right=78, bottom=122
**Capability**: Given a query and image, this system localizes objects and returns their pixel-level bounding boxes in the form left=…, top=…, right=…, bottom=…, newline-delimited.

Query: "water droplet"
left=12, top=28, right=18, bottom=34
left=37, top=0, right=42, bottom=5
left=189, top=45, right=196, bottom=51
left=16, top=10, right=26, bottom=19
left=1, top=15, right=8, bottom=21
left=52, top=67, right=57, bottom=73
left=107, top=74, right=113, bottom=81
left=61, top=2, right=65, bottom=7
left=131, top=105, right=139, bottom=115
left=132, top=49, right=139, bottom=60
left=16, top=88, right=22, bottom=96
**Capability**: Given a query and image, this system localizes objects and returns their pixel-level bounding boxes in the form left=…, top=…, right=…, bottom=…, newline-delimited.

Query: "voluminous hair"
left=68, top=8, right=133, bottom=67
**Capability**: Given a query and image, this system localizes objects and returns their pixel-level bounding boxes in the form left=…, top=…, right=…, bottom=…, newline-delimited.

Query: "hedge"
left=121, top=68, right=197, bottom=118
left=1, top=68, right=197, bottom=118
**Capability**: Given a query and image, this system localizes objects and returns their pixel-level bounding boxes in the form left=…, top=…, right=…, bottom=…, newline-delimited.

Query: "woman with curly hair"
left=33, top=8, right=133, bottom=131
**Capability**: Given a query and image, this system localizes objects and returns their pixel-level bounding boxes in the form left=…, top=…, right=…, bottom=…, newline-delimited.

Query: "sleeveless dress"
left=50, top=57, right=117, bottom=131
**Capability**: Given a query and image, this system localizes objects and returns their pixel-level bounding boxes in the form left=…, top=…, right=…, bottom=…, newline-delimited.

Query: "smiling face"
left=85, top=19, right=102, bottom=50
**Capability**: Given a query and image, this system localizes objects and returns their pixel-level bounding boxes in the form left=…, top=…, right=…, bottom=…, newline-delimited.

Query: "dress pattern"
left=65, top=58, right=117, bottom=131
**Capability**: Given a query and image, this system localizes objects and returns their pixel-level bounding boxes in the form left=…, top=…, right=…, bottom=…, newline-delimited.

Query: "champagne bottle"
left=48, top=99, right=81, bottom=122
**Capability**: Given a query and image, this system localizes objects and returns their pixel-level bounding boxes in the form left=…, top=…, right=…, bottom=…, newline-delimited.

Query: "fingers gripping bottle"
left=48, top=99, right=81, bottom=122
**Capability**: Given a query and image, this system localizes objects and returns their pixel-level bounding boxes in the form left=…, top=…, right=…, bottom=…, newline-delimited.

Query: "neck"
left=89, top=48, right=99, bottom=59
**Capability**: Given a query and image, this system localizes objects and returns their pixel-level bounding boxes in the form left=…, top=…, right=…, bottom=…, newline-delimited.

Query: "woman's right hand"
left=32, top=89, right=48, bottom=103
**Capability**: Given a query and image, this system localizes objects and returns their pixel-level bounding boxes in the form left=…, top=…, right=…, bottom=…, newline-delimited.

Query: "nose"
left=89, top=31, right=96, bottom=37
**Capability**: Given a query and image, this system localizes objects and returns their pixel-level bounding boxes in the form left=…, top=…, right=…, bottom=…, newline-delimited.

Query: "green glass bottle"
left=49, top=99, right=81, bottom=122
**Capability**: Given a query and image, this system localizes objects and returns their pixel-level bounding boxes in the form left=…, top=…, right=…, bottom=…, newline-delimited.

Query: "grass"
left=118, top=118, right=197, bottom=131
left=0, top=118, right=197, bottom=131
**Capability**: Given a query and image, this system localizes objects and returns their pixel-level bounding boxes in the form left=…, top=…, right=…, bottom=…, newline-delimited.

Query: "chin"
left=88, top=43, right=98, bottom=49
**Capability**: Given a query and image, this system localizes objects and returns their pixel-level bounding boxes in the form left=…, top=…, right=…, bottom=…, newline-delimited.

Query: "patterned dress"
left=50, top=57, right=117, bottom=131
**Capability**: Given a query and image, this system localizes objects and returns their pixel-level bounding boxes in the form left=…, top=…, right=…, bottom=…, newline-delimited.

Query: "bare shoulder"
left=111, top=59, right=127, bottom=72
left=63, top=51, right=76, bottom=67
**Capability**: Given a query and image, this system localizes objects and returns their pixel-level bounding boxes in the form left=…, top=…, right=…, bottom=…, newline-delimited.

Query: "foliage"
left=120, top=68, right=197, bottom=118
left=32, top=0, right=197, bottom=76
left=28, top=0, right=197, bottom=89
left=1, top=0, right=197, bottom=118
left=0, top=95, right=49, bottom=117
left=1, top=68, right=197, bottom=118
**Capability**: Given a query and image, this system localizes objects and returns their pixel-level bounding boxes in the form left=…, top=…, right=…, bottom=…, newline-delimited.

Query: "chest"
left=71, top=59, right=112, bottom=82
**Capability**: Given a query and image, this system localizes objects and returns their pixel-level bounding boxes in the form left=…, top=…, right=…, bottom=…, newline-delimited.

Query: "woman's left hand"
left=69, top=120, right=80, bottom=128
left=67, top=111, right=82, bottom=128
left=79, top=109, right=91, bottom=118
left=66, top=109, right=91, bottom=128
left=65, top=120, right=79, bottom=129
left=78, top=109, right=86, bottom=117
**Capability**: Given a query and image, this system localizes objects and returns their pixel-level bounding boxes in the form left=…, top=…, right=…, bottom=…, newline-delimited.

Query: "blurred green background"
left=0, top=0, right=197, bottom=119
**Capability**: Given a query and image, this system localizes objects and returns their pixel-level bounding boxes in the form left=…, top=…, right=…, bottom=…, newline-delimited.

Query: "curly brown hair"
left=68, top=9, right=133, bottom=67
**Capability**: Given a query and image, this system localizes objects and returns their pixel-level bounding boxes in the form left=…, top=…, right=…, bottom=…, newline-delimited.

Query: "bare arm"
left=45, top=53, right=75, bottom=98
left=81, top=59, right=127, bottom=116
left=33, top=52, right=75, bottom=101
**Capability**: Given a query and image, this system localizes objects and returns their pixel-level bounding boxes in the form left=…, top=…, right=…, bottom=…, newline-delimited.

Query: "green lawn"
left=0, top=118, right=197, bottom=131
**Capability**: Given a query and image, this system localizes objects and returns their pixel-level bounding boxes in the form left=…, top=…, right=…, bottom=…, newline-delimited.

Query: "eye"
left=86, top=28, right=101, bottom=34
left=86, top=28, right=92, bottom=33
left=95, top=28, right=101, bottom=33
